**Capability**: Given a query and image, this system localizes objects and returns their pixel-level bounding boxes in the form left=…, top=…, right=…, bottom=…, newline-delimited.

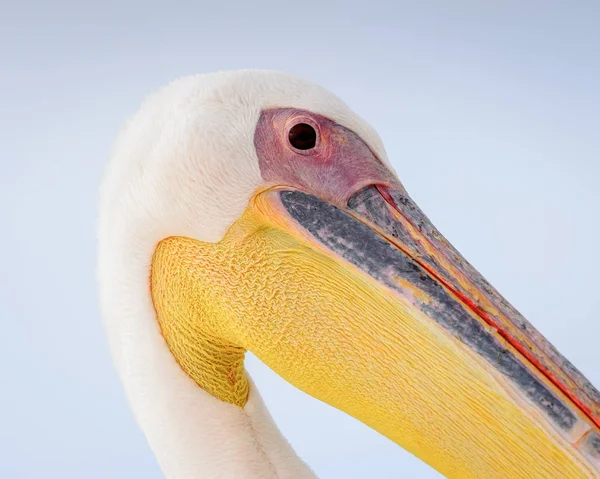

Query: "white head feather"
left=98, top=70, right=388, bottom=478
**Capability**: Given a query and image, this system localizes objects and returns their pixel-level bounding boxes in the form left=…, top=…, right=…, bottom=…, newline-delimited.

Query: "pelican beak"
left=152, top=183, right=600, bottom=478
left=251, top=184, right=600, bottom=478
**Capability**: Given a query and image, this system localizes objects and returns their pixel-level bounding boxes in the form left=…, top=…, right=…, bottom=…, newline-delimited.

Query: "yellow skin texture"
left=151, top=192, right=595, bottom=479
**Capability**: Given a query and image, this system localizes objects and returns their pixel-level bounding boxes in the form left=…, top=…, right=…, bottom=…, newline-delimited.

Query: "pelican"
left=98, top=70, right=600, bottom=478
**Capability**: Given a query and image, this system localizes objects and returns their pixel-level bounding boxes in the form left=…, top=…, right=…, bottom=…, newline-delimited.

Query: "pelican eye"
left=288, top=123, right=317, bottom=150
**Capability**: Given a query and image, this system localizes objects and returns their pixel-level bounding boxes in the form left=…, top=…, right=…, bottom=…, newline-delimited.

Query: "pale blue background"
left=1, top=1, right=599, bottom=478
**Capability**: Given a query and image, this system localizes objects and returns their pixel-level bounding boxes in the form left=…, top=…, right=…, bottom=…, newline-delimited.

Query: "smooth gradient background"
left=1, top=2, right=599, bottom=478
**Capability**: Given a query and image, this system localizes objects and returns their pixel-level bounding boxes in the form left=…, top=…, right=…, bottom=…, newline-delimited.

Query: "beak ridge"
left=277, top=185, right=600, bottom=466
left=350, top=185, right=600, bottom=430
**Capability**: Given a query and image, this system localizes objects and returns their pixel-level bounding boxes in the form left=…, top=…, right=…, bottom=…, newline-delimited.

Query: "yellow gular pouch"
left=151, top=192, right=596, bottom=479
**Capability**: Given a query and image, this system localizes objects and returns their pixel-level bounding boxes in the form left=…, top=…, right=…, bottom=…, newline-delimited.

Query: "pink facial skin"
left=254, top=108, right=404, bottom=208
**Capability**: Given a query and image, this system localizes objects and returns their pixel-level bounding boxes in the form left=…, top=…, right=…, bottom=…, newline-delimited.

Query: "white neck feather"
left=97, top=144, right=316, bottom=478
left=99, top=236, right=314, bottom=478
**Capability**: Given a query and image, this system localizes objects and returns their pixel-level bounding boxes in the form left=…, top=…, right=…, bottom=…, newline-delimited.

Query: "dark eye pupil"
left=288, top=123, right=317, bottom=150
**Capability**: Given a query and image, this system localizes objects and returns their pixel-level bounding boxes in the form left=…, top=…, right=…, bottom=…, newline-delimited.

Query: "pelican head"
left=98, top=70, right=600, bottom=478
